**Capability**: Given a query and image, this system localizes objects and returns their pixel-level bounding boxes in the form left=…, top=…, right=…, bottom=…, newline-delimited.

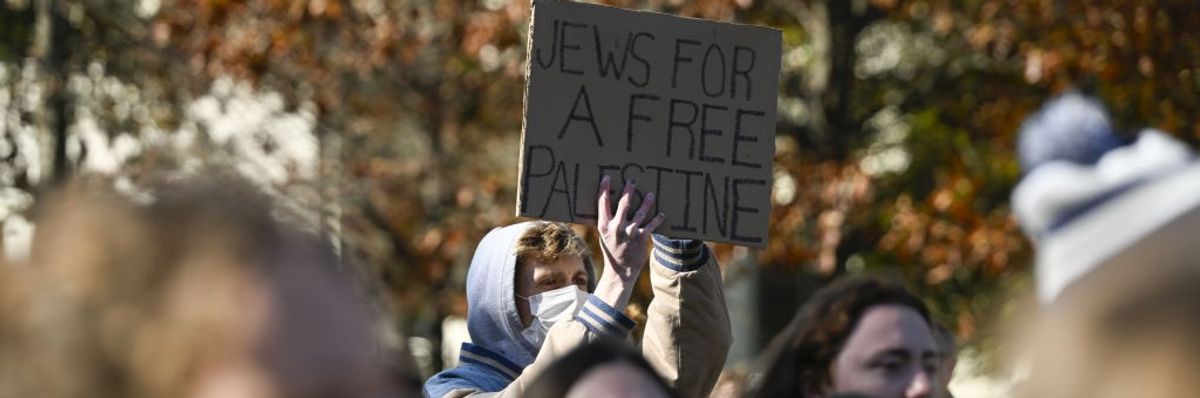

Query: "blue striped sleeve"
left=652, top=234, right=710, bottom=272
left=575, top=294, right=635, bottom=337
left=457, top=343, right=523, bottom=381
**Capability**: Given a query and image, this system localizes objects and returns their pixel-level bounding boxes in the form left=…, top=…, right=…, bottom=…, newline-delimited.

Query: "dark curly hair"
left=751, top=275, right=931, bottom=398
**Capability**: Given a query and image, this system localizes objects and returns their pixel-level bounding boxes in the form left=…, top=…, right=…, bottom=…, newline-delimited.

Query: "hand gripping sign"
left=517, top=0, right=781, bottom=247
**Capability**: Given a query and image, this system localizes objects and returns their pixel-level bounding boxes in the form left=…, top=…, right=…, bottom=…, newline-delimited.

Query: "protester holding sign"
left=423, top=176, right=731, bottom=398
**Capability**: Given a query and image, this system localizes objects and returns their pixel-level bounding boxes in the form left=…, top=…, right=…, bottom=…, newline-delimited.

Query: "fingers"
left=597, top=175, right=613, bottom=228
left=602, top=177, right=666, bottom=239
left=627, top=192, right=655, bottom=229
left=611, top=179, right=636, bottom=230
left=639, top=213, right=666, bottom=234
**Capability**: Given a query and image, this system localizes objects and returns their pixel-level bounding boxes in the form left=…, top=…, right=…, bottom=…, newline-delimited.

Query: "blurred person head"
left=0, top=175, right=408, bottom=398
left=1020, top=256, right=1200, bottom=398
left=931, top=323, right=956, bottom=396
left=753, top=275, right=939, bottom=398
left=525, top=338, right=676, bottom=398
left=463, top=221, right=596, bottom=368
left=1013, top=91, right=1200, bottom=397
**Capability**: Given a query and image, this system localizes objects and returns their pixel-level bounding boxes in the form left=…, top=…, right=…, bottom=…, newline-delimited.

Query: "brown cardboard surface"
left=517, top=0, right=781, bottom=247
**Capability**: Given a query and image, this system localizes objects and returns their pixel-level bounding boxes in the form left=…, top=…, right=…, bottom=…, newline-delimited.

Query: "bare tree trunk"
left=773, top=0, right=883, bottom=160
left=824, top=0, right=875, bottom=161
left=32, top=0, right=71, bottom=187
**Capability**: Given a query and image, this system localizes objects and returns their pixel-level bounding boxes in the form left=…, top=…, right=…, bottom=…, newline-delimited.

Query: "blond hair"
left=514, top=222, right=593, bottom=284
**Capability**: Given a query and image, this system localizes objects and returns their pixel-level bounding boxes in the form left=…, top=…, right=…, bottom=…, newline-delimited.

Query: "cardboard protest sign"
left=516, top=0, right=781, bottom=247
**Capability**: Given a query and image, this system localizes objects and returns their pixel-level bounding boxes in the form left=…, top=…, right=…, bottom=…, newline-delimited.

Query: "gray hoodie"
left=424, top=222, right=608, bottom=397
left=424, top=222, right=730, bottom=398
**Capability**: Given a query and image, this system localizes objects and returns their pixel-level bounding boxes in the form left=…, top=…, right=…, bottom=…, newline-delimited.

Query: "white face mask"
left=517, top=285, right=589, bottom=348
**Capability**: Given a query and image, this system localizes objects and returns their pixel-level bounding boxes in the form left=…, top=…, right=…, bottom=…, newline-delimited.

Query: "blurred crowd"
left=0, top=176, right=420, bottom=397
left=4, top=90, right=1200, bottom=398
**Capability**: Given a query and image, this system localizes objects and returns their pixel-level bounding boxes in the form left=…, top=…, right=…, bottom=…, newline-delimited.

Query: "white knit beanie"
left=1012, top=92, right=1200, bottom=303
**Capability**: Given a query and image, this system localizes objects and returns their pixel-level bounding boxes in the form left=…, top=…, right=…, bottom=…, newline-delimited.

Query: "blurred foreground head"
left=525, top=338, right=676, bottom=398
left=1019, top=264, right=1200, bottom=398
left=0, top=176, right=407, bottom=397
left=753, top=275, right=938, bottom=398
left=1014, top=92, right=1200, bottom=397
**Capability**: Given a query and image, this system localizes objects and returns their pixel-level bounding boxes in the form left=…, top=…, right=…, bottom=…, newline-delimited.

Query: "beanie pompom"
left=1018, top=92, right=1124, bottom=172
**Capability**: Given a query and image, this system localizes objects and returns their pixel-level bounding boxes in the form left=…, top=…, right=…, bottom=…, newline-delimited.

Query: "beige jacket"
left=429, top=236, right=731, bottom=398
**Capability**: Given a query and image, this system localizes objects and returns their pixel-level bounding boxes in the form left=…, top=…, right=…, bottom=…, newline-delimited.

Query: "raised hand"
left=592, top=175, right=666, bottom=308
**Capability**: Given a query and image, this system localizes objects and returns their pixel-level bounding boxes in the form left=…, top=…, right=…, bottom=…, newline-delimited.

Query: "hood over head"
left=465, top=221, right=595, bottom=367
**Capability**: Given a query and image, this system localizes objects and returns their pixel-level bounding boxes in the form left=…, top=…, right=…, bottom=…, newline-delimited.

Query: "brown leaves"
left=877, top=174, right=1023, bottom=285
left=761, top=140, right=876, bottom=275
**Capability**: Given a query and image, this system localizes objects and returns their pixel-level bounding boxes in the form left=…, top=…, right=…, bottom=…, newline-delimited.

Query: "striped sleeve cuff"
left=575, top=294, right=636, bottom=337
left=458, top=343, right=522, bottom=381
left=652, top=234, right=710, bottom=272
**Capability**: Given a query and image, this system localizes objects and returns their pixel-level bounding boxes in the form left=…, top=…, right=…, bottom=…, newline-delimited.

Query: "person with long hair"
left=752, top=275, right=939, bottom=398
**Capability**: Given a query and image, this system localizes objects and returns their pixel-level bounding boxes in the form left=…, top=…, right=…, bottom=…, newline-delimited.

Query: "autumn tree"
left=4, top=0, right=1200, bottom=375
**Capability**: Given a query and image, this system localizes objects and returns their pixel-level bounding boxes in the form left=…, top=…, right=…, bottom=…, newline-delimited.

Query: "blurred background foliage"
left=2, top=0, right=1198, bottom=376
